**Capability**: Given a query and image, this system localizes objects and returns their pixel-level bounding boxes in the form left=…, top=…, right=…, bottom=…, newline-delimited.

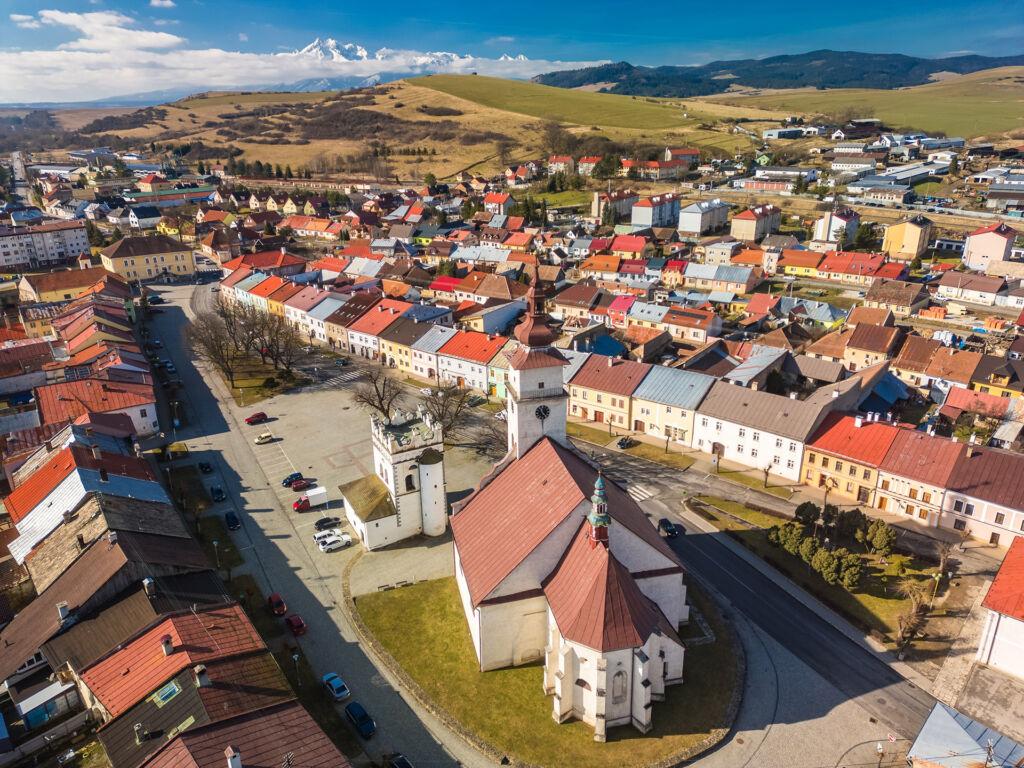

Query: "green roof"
left=123, top=186, right=216, bottom=200
left=339, top=475, right=396, bottom=522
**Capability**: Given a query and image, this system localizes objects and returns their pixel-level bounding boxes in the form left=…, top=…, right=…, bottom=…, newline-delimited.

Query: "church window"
left=611, top=671, right=627, bottom=704
left=405, top=475, right=416, bottom=492
left=538, top=381, right=544, bottom=389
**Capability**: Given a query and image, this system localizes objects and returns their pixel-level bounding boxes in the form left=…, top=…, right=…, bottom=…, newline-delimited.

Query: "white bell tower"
left=506, top=278, right=569, bottom=459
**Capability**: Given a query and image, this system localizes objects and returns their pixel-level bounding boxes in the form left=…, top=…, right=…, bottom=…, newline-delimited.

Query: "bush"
left=812, top=549, right=840, bottom=585
left=794, top=501, right=819, bottom=527
left=840, top=554, right=863, bottom=588
left=799, top=537, right=819, bottom=564
left=262, top=376, right=278, bottom=388
left=868, top=520, right=897, bottom=557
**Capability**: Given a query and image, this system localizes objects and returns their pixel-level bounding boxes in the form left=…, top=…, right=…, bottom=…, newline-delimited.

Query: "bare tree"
left=762, top=465, right=772, bottom=488
left=897, top=577, right=927, bottom=616
left=186, top=312, right=237, bottom=387
left=353, top=368, right=404, bottom=422
left=215, top=295, right=245, bottom=352
left=934, top=540, right=954, bottom=580
left=422, top=383, right=475, bottom=438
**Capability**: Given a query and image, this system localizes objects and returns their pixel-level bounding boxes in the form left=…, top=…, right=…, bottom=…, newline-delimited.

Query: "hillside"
left=696, top=67, right=1024, bottom=140
left=534, top=50, right=1024, bottom=97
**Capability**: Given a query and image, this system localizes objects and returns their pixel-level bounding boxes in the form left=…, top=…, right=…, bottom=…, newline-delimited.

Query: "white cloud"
left=152, top=19, right=179, bottom=25
left=238, top=33, right=248, bottom=42
left=487, top=36, right=516, bottom=44
left=0, top=12, right=605, bottom=102
left=10, top=14, right=42, bottom=28
left=149, top=0, right=176, bottom=6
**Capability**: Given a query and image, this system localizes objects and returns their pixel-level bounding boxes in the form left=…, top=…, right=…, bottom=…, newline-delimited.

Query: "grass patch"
left=623, top=441, right=696, bottom=470
left=531, top=189, right=594, bottom=207
left=714, top=468, right=793, bottom=499
left=695, top=499, right=936, bottom=638
left=414, top=75, right=696, bottom=129
left=167, top=464, right=211, bottom=514
left=77, top=740, right=111, bottom=768
left=568, top=422, right=616, bottom=446
left=357, top=578, right=736, bottom=768
left=273, top=648, right=365, bottom=760
left=194, top=515, right=245, bottom=570
left=229, top=573, right=284, bottom=639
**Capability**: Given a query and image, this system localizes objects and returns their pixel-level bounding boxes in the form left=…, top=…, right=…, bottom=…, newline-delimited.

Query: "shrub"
left=262, top=376, right=278, bottom=388
left=799, top=536, right=819, bottom=564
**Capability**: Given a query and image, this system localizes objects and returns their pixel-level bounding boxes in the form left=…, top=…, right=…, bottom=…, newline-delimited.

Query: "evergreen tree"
left=852, top=223, right=878, bottom=251
left=285, top=165, right=293, bottom=178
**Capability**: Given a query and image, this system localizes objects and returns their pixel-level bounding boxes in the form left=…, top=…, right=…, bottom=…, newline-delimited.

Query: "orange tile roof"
left=266, top=282, right=303, bottom=305
left=248, top=276, right=286, bottom=298
left=437, top=330, right=506, bottom=364
left=35, top=379, right=156, bottom=427
left=80, top=604, right=263, bottom=717
left=807, top=412, right=901, bottom=466
left=581, top=254, right=620, bottom=273
left=982, top=538, right=1024, bottom=621
left=3, top=446, right=78, bottom=522
left=346, top=298, right=411, bottom=335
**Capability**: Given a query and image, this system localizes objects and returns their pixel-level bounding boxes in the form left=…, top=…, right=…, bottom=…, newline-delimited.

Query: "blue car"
left=345, top=701, right=375, bottom=739
left=281, top=472, right=304, bottom=487
left=322, top=673, right=350, bottom=701
left=225, top=510, right=241, bottom=531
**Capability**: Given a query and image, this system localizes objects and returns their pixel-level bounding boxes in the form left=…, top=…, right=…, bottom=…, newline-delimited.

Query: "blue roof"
left=909, top=702, right=1024, bottom=768
left=591, top=335, right=626, bottom=357
left=631, top=366, right=715, bottom=409
left=307, top=296, right=347, bottom=321
left=411, top=324, right=458, bottom=353
left=707, top=291, right=736, bottom=303
left=714, top=265, right=754, bottom=283
left=403, top=304, right=450, bottom=323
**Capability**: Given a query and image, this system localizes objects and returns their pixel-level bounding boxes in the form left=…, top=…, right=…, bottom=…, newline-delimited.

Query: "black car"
left=210, top=485, right=226, bottom=503
left=617, top=436, right=634, bottom=449
left=147, top=295, right=164, bottom=304
left=658, top=518, right=680, bottom=538
left=225, top=510, right=241, bottom=531
left=390, top=757, right=413, bottom=768
left=314, top=516, right=342, bottom=532
left=344, top=702, right=375, bottom=739
left=198, top=461, right=213, bottom=474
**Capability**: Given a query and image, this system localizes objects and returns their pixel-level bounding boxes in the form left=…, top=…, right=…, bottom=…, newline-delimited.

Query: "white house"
left=975, top=537, right=1024, bottom=679
left=678, top=199, right=730, bottom=235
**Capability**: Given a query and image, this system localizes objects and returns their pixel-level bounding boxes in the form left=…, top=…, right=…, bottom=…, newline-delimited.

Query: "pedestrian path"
left=306, top=369, right=361, bottom=391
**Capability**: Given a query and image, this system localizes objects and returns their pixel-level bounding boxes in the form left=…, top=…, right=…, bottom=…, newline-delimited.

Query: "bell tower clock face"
left=535, top=405, right=551, bottom=421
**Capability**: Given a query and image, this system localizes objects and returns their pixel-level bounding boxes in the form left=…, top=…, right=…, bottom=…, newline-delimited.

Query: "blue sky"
left=1, top=0, right=1022, bottom=102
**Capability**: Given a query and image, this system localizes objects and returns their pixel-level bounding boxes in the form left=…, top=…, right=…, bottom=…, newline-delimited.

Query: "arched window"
left=611, top=670, right=627, bottom=705
left=405, top=474, right=416, bottom=492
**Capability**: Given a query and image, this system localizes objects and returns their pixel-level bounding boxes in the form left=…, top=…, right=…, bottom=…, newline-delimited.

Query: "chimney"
left=76, top=533, right=85, bottom=550
left=160, top=634, right=174, bottom=656
left=967, top=444, right=975, bottom=458
left=607, top=357, right=614, bottom=367
left=280, top=246, right=286, bottom=255
left=108, top=531, right=118, bottom=545
left=831, top=390, right=839, bottom=399
left=193, top=664, right=210, bottom=688
left=62, top=509, right=73, bottom=525
left=44, top=438, right=53, bottom=451
left=57, top=602, right=70, bottom=621
left=134, top=724, right=147, bottom=745
left=225, top=747, right=241, bottom=768
left=142, top=577, right=155, bottom=597
left=85, top=426, right=94, bottom=437
left=99, top=467, right=109, bottom=482
left=854, top=415, right=863, bottom=428
left=91, top=443, right=101, bottom=460
left=790, top=392, right=798, bottom=400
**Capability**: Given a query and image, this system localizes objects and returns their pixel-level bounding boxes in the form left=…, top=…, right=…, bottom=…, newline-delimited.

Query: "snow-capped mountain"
left=298, top=38, right=370, bottom=61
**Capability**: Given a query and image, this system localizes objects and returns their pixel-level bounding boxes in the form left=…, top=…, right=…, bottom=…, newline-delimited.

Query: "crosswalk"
left=627, top=483, right=655, bottom=502
left=306, top=369, right=361, bottom=391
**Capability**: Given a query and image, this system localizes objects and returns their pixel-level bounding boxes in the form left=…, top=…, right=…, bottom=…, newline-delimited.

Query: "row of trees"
left=185, top=297, right=306, bottom=387
left=767, top=523, right=864, bottom=588
left=223, top=157, right=313, bottom=179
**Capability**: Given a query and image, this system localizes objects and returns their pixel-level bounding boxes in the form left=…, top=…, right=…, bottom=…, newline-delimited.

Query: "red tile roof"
left=969, top=222, right=1016, bottom=239
left=219, top=267, right=253, bottom=289
left=610, top=235, right=648, bottom=253
left=34, top=378, right=156, bottom=428
left=3, top=446, right=78, bottom=522
left=733, top=204, right=779, bottom=221
left=569, top=354, right=651, bottom=396
left=807, top=413, right=902, bottom=467
left=438, top=330, right=506, bottom=364
left=451, top=438, right=680, bottom=607
left=80, top=604, right=263, bottom=717
left=346, top=298, right=411, bottom=335
left=247, top=276, right=286, bottom=298
left=982, top=537, right=1024, bottom=620
left=880, top=429, right=965, bottom=486
left=266, top=282, right=304, bottom=305
left=483, top=192, right=511, bottom=205
left=544, top=523, right=667, bottom=652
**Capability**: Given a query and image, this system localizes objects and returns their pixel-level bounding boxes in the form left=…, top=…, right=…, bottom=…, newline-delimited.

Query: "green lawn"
left=532, top=189, right=594, bottom=207
left=357, top=578, right=737, bottom=768
left=568, top=422, right=616, bottom=446
left=414, top=75, right=697, bottom=129
left=229, top=573, right=284, bottom=639
left=714, top=468, right=794, bottom=499
left=273, top=649, right=365, bottom=760
left=694, top=499, right=936, bottom=639
left=623, top=440, right=696, bottom=470
left=914, top=181, right=944, bottom=197
left=195, top=515, right=244, bottom=570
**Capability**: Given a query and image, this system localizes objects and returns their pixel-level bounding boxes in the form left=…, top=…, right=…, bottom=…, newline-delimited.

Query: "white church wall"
left=478, top=595, right=550, bottom=671
left=454, top=544, right=483, bottom=663
left=635, top=573, right=690, bottom=628
left=418, top=458, right=447, bottom=536
left=488, top=511, right=585, bottom=599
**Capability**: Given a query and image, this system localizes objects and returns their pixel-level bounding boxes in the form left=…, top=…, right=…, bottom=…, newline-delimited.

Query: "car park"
left=225, top=510, right=241, bottom=530
left=318, top=534, right=352, bottom=553
left=285, top=614, right=307, bottom=636
left=282, top=472, right=304, bottom=487
left=344, top=702, right=375, bottom=739
left=291, top=479, right=313, bottom=491
left=322, top=673, right=350, bottom=701
left=313, top=529, right=342, bottom=544
left=254, top=433, right=274, bottom=445
left=314, top=516, right=341, bottom=531
left=268, top=593, right=287, bottom=615
left=198, top=461, right=213, bottom=474
left=245, top=412, right=267, bottom=425
left=658, top=518, right=680, bottom=538
left=210, top=486, right=226, bottom=502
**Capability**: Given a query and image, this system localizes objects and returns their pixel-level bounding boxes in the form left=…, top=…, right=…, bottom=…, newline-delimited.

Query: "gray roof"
left=908, top=702, right=1024, bottom=768
left=631, top=366, right=715, bottom=410
left=628, top=301, right=670, bottom=322
left=725, top=347, right=787, bottom=386
left=411, top=324, right=459, bottom=354
left=306, top=296, right=348, bottom=321
left=783, top=354, right=847, bottom=383
left=559, top=349, right=591, bottom=384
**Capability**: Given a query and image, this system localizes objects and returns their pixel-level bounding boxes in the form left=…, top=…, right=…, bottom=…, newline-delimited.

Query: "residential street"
left=156, top=282, right=934, bottom=767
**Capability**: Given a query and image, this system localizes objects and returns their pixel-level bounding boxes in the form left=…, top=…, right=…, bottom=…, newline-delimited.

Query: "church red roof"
left=982, top=537, right=1024, bottom=621
left=544, top=523, right=666, bottom=651
left=450, top=437, right=680, bottom=607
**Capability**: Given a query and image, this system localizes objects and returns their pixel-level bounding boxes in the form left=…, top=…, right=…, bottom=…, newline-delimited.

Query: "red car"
left=245, top=412, right=267, bottom=425
left=293, top=497, right=310, bottom=512
left=290, top=479, right=313, bottom=492
left=285, top=614, right=307, bottom=636
left=268, top=593, right=287, bottom=615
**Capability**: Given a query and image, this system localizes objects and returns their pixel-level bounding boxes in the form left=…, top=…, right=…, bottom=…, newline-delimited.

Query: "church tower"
left=506, top=277, right=569, bottom=459
left=587, top=474, right=611, bottom=548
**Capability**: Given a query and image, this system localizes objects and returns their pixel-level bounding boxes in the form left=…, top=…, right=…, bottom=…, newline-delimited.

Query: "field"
left=698, top=67, right=1024, bottom=140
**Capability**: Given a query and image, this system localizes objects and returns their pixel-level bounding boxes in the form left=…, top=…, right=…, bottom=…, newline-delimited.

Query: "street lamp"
left=292, top=653, right=300, bottom=686
left=212, top=540, right=220, bottom=568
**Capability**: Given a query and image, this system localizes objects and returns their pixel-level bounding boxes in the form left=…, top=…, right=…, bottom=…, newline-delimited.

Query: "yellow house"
left=19, top=302, right=67, bottom=337
left=882, top=215, right=932, bottom=260
left=567, top=355, right=649, bottom=430
left=283, top=197, right=304, bottom=216
left=156, top=217, right=180, bottom=238
left=778, top=250, right=825, bottom=278
left=18, top=267, right=120, bottom=303
left=802, top=414, right=901, bottom=506
left=99, top=234, right=196, bottom=280
left=377, top=317, right=433, bottom=377
left=266, top=282, right=303, bottom=317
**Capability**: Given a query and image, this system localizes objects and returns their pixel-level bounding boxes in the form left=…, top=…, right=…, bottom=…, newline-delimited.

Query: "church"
left=450, top=279, right=689, bottom=741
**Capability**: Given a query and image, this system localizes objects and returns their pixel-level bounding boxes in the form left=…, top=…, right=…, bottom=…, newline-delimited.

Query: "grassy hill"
left=697, top=67, right=1024, bottom=139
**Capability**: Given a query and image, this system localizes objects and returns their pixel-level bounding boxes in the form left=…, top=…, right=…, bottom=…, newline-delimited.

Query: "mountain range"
left=533, top=50, right=1024, bottom=97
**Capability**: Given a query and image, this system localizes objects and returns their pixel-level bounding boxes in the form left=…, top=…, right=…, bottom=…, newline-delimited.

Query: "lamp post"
left=292, top=653, right=300, bottom=686
left=212, top=540, right=220, bottom=569
left=930, top=571, right=942, bottom=609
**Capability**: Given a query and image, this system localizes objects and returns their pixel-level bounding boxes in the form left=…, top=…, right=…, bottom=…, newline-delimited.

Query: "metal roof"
left=631, top=365, right=715, bottom=410
left=908, top=702, right=1024, bottom=768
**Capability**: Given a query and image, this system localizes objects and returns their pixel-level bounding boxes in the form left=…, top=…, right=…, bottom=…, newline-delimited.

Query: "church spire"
left=513, top=275, right=556, bottom=349
left=587, top=472, right=611, bottom=549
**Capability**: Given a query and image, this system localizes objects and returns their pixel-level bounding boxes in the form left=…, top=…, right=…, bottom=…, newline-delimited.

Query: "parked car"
left=245, top=412, right=267, bottom=425
left=285, top=614, right=307, bottom=636
left=254, top=433, right=274, bottom=445
left=294, top=487, right=328, bottom=512
left=147, top=295, right=164, bottom=304
left=225, top=510, right=241, bottom=530
left=658, top=518, right=680, bottom=538
left=322, top=673, right=350, bottom=701
left=282, top=472, right=304, bottom=487
left=617, top=437, right=634, bottom=449
left=313, top=529, right=342, bottom=544
left=152, top=339, right=163, bottom=348
left=419, top=387, right=433, bottom=395
left=334, top=357, right=349, bottom=366
left=314, top=516, right=342, bottom=531
left=318, top=534, right=352, bottom=553
left=198, top=461, right=213, bottom=474
left=389, top=757, right=413, bottom=768
left=268, top=593, right=287, bottom=615
left=344, top=702, right=376, bottom=739
left=290, top=479, right=313, bottom=492
left=210, top=486, right=226, bottom=503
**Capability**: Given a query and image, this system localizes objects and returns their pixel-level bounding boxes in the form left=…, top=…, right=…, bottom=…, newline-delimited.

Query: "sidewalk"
left=676, top=499, right=937, bottom=695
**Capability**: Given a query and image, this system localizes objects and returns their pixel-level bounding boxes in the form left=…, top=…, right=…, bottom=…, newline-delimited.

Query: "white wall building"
left=975, top=538, right=1024, bottom=680
left=0, top=220, right=89, bottom=269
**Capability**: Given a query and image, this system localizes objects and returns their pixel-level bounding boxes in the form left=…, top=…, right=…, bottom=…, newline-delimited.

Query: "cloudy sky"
left=1, top=0, right=1021, bottom=103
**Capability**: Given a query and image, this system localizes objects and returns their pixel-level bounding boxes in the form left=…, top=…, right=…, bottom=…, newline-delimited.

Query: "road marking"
left=628, top=484, right=654, bottom=501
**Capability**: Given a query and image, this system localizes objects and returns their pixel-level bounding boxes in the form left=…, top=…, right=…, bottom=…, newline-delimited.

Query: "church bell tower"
left=506, top=277, right=569, bottom=459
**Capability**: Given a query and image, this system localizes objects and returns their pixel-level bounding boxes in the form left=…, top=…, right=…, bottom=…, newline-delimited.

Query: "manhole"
left=869, top=717, right=877, bottom=724
left=877, top=697, right=887, bottom=705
